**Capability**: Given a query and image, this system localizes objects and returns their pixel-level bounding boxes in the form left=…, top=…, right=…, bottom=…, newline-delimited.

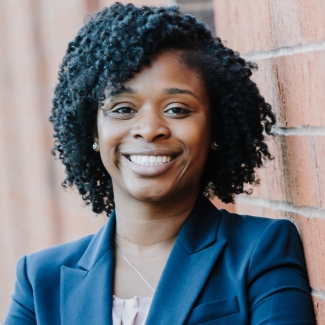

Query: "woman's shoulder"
left=216, top=208, right=305, bottom=271
left=21, top=234, right=95, bottom=279
left=202, top=196, right=295, bottom=233
left=216, top=207, right=300, bottom=251
left=218, top=208, right=294, bottom=230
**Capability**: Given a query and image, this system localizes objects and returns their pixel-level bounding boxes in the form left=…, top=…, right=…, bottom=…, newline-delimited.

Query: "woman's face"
left=96, top=51, right=213, bottom=203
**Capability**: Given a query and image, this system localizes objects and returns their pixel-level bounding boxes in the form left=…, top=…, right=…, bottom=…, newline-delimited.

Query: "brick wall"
left=213, top=0, right=325, bottom=323
left=0, top=0, right=323, bottom=322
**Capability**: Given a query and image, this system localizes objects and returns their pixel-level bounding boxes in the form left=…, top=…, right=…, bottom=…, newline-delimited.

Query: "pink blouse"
left=112, top=296, right=153, bottom=325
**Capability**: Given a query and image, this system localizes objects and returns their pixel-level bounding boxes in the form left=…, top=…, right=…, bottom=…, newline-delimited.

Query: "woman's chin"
left=128, top=187, right=174, bottom=203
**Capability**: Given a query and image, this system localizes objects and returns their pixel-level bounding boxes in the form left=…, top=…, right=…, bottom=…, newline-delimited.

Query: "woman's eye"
left=102, top=106, right=136, bottom=118
left=165, top=107, right=190, bottom=115
left=113, top=106, right=135, bottom=114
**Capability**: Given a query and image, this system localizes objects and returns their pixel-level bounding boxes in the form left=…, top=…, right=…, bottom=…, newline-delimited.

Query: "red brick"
left=211, top=196, right=236, bottom=213
left=57, top=1, right=87, bottom=40
left=250, top=0, right=276, bottom=51
left=265, top=136, right=293, bottom=202
left=235, top=201, right=264, bottom=217
left=275, top=55, right=305, bottom=127
left=99, top=0, right=162, bottom=6
left=296, top=52, right=325, bottom=127
left=54, top=163, right=107, bottom=244
left=284, top=136, right=318, bottom=207
left=0, top=0, right=113, bottom=321
left=292, top=214, right=318, bottom=289
left=313, top=137, right=325, bottom=208
left=299, top=0, right=325, bottom=44
left=5, top=67, right=58, bottom=250
left=1, top=0, right=46, bottom=262
left=227, top=0, right=254, bottom=54
left=135, top=0, right=165, bottom=5
left=313, top=295, right=325, bottom=325
left=213, top=0, right=231, bottom=43
left=272, top=0, right=302, bottom=47
left=275, top=52, right=325, bottom=128
left=86, top=0, right=100, bottom=13
left=251, top=59, right=273, bottom=103
left=251, top=58, right=283, bottom=125
left=0, top=174, right=17, bottom=318
left=312, top=217, right=325, bottom=291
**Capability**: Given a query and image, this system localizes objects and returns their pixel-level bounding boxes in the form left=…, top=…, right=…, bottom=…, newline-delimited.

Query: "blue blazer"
left=5, top=196, right=315, bottom=324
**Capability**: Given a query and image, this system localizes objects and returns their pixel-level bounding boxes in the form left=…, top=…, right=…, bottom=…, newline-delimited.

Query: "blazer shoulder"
left=218, top=208, right=295, bottom=231
left=217, top=208, right=299, bottom=249
left=24, top=234, right=94, bottom=279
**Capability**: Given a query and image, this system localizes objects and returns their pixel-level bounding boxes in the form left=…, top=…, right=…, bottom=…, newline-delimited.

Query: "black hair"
left=50, top=2, right=275, bottom=216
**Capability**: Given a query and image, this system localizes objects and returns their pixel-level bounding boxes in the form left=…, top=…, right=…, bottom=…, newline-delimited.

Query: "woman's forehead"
left=116, top=51, right=208, bottom=100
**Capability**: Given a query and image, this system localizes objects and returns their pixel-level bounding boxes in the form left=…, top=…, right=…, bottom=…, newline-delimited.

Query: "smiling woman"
left=5, top=3, right=315, bottom=325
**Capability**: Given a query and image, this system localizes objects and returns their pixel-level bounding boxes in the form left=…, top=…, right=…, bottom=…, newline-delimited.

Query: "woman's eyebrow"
left=109, top=87, right=136, bottom=98
left=105, top=87, right=137, bottom=105
left=107, top=87, right=200, bottom=103
left=164, top=88, right=200, bottom=101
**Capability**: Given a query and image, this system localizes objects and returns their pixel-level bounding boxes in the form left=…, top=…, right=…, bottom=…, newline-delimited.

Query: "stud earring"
left=92, top=142, right=98, bottom=150
left=213, top=142, right=218, bottom=148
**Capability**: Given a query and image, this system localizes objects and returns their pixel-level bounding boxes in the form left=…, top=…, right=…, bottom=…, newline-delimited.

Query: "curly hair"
left=50, top=2, right=275, bottom=216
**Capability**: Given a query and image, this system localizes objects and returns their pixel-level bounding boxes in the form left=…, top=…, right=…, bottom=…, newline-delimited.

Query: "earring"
left=213, top=142, right=218, bottom=148
left=92, top=142, right=98, bottom=150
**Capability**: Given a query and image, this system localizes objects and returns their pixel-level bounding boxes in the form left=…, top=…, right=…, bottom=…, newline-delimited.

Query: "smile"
left=121, top=152, right=179, bottom=177
left=128, top=155, right=174, bottom=166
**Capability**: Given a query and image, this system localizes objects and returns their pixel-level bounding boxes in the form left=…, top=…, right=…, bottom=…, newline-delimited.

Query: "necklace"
left=114, top=241, right=156, bottom=293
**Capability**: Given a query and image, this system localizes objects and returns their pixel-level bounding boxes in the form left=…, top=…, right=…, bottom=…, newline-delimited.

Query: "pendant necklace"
left=114, top=241, right=156, bottom=293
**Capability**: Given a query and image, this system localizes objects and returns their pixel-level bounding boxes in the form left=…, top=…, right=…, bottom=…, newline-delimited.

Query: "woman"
left=5, top=3, right=315, bottom=324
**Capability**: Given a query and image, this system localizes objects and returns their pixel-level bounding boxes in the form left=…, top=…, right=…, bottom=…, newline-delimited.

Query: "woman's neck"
left=113, top=190, right=199, bottom=253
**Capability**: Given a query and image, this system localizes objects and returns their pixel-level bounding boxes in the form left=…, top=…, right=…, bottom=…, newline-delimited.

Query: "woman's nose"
left=130, top=108, right=170, bottom=142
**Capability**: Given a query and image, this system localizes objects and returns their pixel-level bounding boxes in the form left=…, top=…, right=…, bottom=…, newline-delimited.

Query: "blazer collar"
left=177, top=195, right=221, bottom=254
left=146, top=196, right=227, bottom=325
left=78, top=210, right=116, bottom=270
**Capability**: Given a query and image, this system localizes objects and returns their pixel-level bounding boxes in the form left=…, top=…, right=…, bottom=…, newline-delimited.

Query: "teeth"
left=129, top=155, right=173, bottom=166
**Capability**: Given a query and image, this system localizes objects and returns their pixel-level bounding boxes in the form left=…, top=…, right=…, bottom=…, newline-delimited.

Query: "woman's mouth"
left=127, top=155, right=174, bottom=166
left=121, top=152, right=179, bottom=177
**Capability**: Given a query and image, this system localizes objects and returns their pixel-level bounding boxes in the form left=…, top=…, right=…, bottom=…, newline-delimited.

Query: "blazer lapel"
left=146, top=197, right=227, bottom=325
left=60, top=212, right=117, bottom=325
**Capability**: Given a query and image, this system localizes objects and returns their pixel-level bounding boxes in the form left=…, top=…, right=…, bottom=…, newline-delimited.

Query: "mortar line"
left=242, top=41, right=325, bottom=61
left=236, top=196, right=325, bottom=219
left=273, top=126, right=325, bottom=136
left=312, top=289, right=325, bottom=300
left=179, top=1, right=213, bottom=11
left=166, top=0, right=177, bottom=6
